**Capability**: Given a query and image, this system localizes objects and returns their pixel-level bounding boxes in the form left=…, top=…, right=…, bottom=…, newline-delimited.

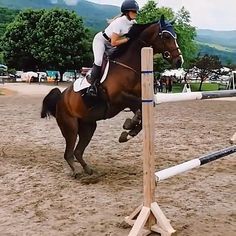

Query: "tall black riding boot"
left=87, top=64, right=102, bottom=96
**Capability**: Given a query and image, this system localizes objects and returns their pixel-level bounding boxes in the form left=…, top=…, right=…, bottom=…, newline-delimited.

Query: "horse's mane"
left=109, top=21, right=157, bottom=60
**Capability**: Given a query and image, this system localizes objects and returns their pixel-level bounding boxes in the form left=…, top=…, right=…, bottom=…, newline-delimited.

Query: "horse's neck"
left=116, top=25, right=156, bottom=71
left=117, top=39, right=143, bottom=73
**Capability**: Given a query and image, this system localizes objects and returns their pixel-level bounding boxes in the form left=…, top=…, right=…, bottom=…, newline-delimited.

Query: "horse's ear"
left=160, top=14, right=165, bottom=27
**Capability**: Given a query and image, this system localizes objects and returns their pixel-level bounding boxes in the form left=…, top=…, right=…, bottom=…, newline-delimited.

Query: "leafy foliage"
left=1, top=8, right=92, bottom=74
left=137, top=0, right=174, bottom=24
left=175, top=7, right=197, bottom=67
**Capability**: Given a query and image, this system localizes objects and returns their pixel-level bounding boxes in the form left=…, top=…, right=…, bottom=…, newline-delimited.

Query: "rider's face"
left=128, top=11, right=137, bottom=20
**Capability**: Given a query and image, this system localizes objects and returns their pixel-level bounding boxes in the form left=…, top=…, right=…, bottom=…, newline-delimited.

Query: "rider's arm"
left=110, top=32, right=129, bottom=47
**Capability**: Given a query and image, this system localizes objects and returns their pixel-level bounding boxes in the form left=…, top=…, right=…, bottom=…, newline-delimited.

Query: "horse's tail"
left=41, top=88, right=62, bottom=118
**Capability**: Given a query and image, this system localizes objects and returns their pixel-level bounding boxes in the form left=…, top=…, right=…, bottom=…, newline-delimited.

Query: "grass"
left=172, top=82, right=221, bottom=93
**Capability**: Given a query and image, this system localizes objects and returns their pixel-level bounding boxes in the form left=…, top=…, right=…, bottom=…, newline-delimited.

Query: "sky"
left=84, top=0, right=236, bottom=31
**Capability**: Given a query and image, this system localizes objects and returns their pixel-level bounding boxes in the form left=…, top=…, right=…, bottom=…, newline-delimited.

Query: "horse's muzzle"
left=174, top=55, right=184, bottom=69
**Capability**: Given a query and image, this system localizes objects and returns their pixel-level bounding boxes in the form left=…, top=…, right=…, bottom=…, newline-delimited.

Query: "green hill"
left=197, top=29, right=236, bottom=48
left=196, top=29, right=236, bottom=64
left=0, top=0, right=119, bottom=31
left=0, top=7, right=19, bottom=37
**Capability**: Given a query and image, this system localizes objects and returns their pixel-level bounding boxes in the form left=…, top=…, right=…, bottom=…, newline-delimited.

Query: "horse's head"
left=142, top=15, right=183, bottom=69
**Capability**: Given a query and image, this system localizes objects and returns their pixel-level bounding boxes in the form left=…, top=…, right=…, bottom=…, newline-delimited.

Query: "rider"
left=87, top=0, right=139, bottom=96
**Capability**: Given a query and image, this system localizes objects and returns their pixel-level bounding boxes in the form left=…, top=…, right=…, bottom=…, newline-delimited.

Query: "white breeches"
left=92, top=32, right=110, bottom=66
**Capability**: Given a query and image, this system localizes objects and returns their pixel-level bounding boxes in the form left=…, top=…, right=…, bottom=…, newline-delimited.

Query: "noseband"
left=162, top=47, right=181, bottom=60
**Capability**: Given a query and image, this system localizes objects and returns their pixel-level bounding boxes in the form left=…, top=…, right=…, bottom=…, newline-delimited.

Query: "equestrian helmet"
left=121, top=0, right=139, bottom=13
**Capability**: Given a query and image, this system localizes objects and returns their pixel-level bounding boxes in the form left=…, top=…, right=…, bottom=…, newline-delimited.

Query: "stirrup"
left=87, top=85, right=97, bottom=97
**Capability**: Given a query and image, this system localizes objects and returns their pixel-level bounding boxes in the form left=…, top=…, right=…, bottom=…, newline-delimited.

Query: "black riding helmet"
left=121, top=0, right=139, bottom=13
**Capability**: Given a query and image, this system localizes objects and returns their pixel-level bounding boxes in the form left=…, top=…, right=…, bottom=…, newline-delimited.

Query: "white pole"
left=154, top=90, right=236, bottom=104
left=155, top=159, right=201, bottom=181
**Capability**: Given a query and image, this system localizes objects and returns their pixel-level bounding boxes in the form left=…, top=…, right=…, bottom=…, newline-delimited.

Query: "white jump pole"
left=155, top=145, right=236, bottom=181
left=154, top=90, right=236, bottom=104
left=126, top=47, right=175, bottom=236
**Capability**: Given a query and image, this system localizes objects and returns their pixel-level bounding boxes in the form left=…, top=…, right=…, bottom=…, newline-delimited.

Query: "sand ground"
left=0, top=83, right=235, bottom=236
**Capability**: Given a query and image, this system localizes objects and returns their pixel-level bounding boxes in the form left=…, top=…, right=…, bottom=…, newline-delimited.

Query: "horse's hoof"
left=128, top=125, right=142, bottom=137
left=84, top=166, right=93, bottom=175
left=123, top=118, right=133, bottom=130
left=73, top=172, right=82, bottom=179
left=119, top=131, right=129, bottom=143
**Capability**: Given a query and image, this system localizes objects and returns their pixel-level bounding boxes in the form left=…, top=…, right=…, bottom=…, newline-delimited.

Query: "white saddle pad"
left=73, top=61, right=109, bottom=92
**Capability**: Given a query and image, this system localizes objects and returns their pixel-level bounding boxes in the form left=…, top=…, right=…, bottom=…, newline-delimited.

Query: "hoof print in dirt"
left=73, top=172, right=83, bottom=179
left=80, top=172, right=106, bottom=185
left=117, top=221, right=130, bottom=229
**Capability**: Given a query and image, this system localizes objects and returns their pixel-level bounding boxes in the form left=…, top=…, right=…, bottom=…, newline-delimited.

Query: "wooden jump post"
left=155, top=145, right=236, bottom=181
left=125, top=47, right=175, bottom=236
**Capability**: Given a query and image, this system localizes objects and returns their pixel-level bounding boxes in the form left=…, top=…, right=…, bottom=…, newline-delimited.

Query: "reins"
left=109, top=60, right=139, bottom=75
left=109, top=39, right=150, bottom=75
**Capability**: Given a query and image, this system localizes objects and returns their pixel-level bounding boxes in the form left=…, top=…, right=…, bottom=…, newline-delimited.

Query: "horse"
left=41, top=15, right=183, bottom=177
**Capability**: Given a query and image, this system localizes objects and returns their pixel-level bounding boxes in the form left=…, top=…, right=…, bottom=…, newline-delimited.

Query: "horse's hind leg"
left=57, top=115, right=78, bottom=176
left=74, top=121, right=97, bottom=175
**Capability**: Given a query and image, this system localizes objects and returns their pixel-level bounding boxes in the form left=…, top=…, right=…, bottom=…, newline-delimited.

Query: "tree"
left=137, top=1, right=197, bottom=72
left=193, top=54, right=222, bottom=91
left=137, top=0, right=174, bottom=24
left=175, top=7, right=197, bottom=68
left=1, top=8, right=92, bottom=77
left=2, top=9, right=44, bottom=71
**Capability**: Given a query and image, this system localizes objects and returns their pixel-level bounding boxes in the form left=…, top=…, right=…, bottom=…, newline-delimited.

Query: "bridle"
left=138, top=23, right=182, bottom=60
left=158, top=28, right=182, bottom=60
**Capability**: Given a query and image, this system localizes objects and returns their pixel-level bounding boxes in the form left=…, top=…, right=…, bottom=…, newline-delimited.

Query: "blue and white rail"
left=155, top=145, right=236, bottom=181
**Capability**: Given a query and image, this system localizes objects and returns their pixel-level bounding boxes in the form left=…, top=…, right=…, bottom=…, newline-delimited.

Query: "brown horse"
left=41, top=15, right=183, bottom=177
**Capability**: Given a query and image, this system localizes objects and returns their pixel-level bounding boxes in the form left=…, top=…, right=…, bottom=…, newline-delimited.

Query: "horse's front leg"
left=119, top=92, right=141, bottom=129
left=74, top=120, right=97, bottom=175
left=123, top=109, right=141, bottom=130
left=118, top=93, right=143, bottom=142
left=119, top=111, right=142, bottom=143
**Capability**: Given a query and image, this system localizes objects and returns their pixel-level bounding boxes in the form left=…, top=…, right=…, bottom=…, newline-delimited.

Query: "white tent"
left=21, top=71, right=38, bottom=82
left=220, top=67, right=231, bottom=73
left=161, top=68, right=185, bottom=78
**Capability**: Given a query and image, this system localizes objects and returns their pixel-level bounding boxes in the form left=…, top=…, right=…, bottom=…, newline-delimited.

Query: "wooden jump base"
left=155, top=145, right=236, bottom=181
left=154, top=89, right=236, bottom=104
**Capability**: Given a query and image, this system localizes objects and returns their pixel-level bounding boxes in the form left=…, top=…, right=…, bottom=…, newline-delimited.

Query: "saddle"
left=73, top=48, right=117, bottom=94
